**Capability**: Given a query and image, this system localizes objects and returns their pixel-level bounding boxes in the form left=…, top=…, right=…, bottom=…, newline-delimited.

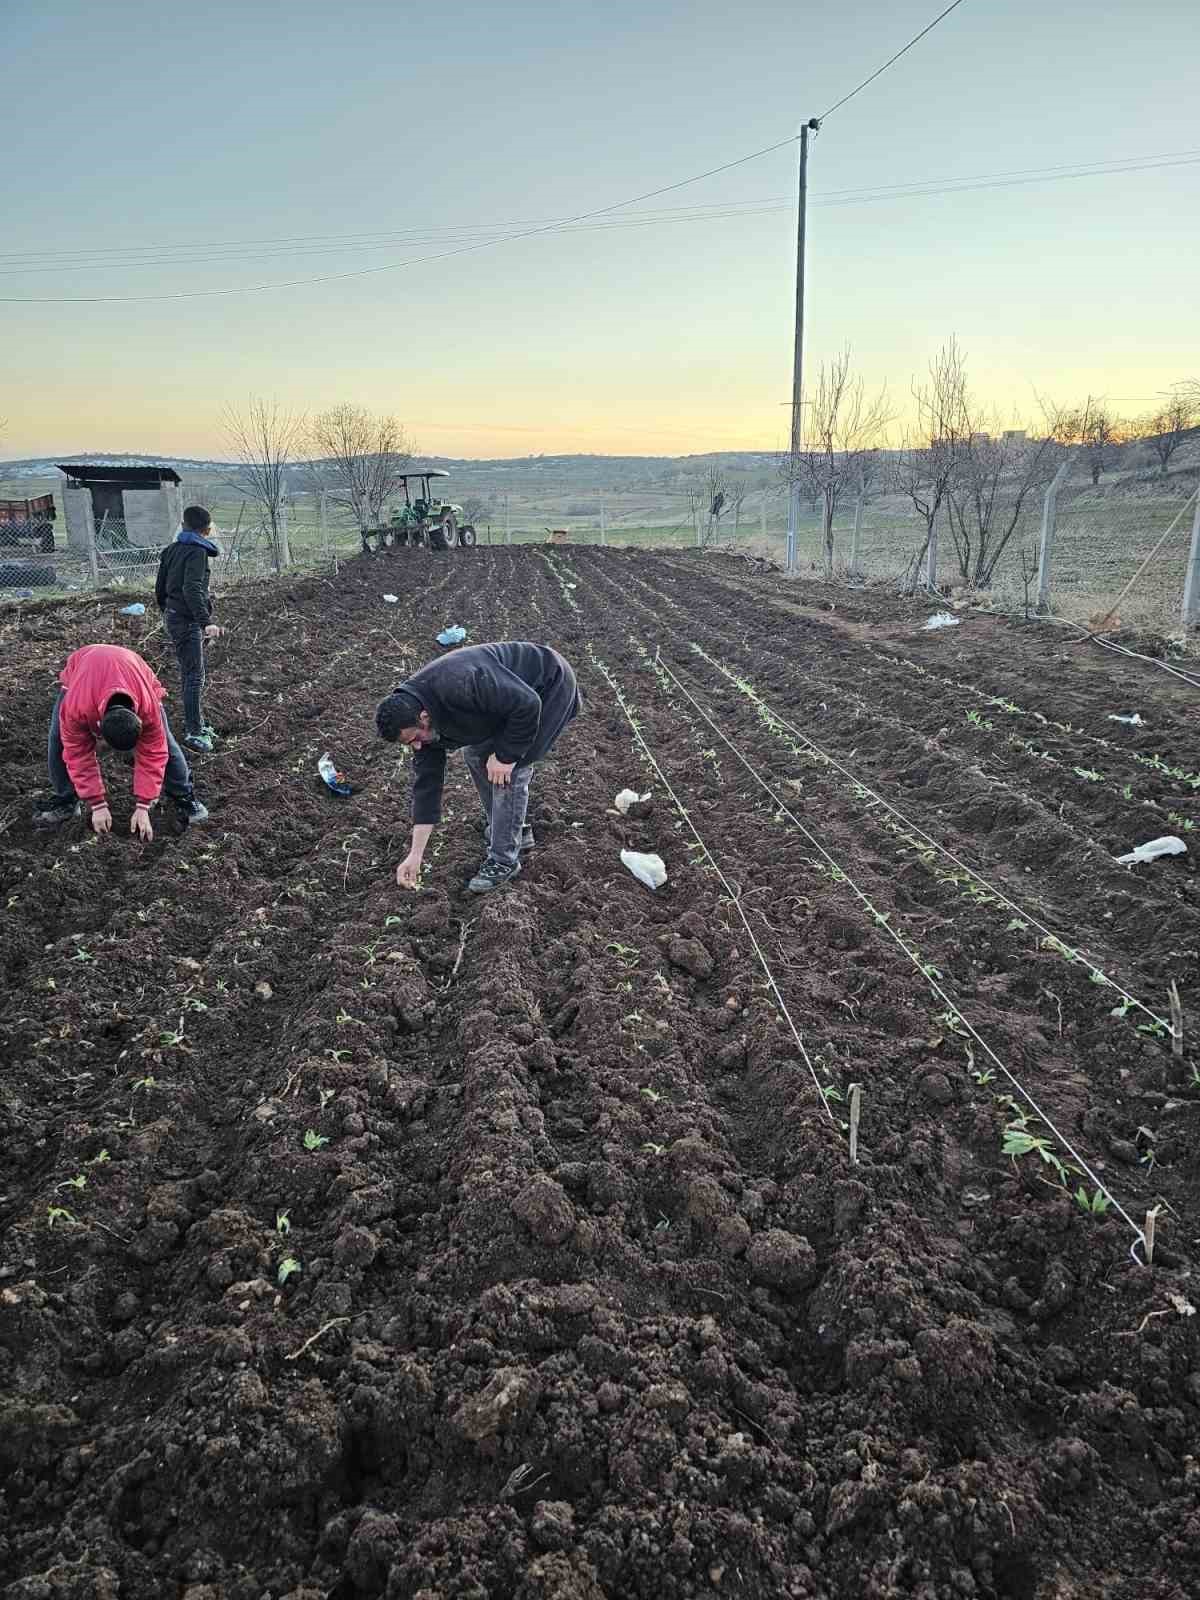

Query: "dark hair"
left=182, top=505, right=212, bottom=532
left=99, top=701, right=142, bottom=750
left=376, top=690, right=424, bottom=742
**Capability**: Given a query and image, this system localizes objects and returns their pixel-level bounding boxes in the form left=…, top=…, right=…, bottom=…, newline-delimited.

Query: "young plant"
left=277, top=1256, right=302, bottom=1284
left=276, top=1208, right=291, bottom=1235
left=1074, top=1187, right=1111, bottom=1217
left=303, top=1129, right=329, bottom=1151
left=46, top=1206, right=77, bottom=1227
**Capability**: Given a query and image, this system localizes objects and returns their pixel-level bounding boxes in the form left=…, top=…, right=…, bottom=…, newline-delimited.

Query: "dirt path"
left=1, top=550, right=1197, bottom=1600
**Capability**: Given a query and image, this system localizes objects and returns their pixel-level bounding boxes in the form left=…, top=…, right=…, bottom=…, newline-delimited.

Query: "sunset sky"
left=3, top=0, right=1198, bottom=460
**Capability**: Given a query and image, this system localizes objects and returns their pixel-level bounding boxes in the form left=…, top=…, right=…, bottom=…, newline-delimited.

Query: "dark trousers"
left=165, top=610, right=206, bottom=736
left=48, top=693, right=193, bottom=805
left=463, top=745, right=536, bottom=868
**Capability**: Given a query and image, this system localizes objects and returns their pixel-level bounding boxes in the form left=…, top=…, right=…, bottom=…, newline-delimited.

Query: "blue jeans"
left=48, top=692, right=193, bottom=805
left=165, top=610, right=206, bottom=737
left=463, top=744, right=535, bottom=867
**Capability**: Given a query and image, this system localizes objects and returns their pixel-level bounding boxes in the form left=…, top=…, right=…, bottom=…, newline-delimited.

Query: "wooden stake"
left=1168, top=981, right=1183, bottom=1060
left=1143, top=1205, right=1162, bottom=1266
left=848, top=1082, right=862, bottom=1164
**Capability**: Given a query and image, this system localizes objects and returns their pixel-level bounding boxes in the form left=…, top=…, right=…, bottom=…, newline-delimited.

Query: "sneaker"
left=174, top=797, right=210, bottom=828
left=519, top=826, right=536, bottom=853
left=201, top=723, right=217, bottom=741
left=33, top=798, right=81, bottom=828
left=466, top=857, right=522, bottom=894
left=183, top=733, right=214, bottom=754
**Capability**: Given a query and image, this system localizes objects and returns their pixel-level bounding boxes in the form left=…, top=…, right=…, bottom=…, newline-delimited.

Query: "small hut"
left=58, top=464, right=183, bottom=555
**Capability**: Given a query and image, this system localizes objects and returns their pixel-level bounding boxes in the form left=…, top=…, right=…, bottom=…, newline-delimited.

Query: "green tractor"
left=361, top=470, right=477, bottom=554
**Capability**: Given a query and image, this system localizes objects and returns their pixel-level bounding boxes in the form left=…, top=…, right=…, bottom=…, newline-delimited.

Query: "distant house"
left=58, top=463, right=182, bottom=554
left=1001, top=429, right=1027, bottom=445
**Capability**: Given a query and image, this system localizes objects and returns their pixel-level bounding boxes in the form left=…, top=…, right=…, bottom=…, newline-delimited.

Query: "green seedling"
left=158, top=1019, right=187, bottom=1047
left=1006, top=918, right=1029, bottom=933
left=1073, top=767, right=1103, bottom=783
left=640, top=1142, right=665, bottom=1156
left=86, top=1149, right=110, bottom=1165
left=605, top=941, right=641, bottom=968
left=46, top=1206, right=77, bottom=1228
left=1137, top=1020, right=1168, bottom=1040
left=972, top=1070, right=996, bottom=1086
left=821, top=1085, right=845, bottom=1104
left=131, top=1075, right=157, bottom=1092
left=277, top=1256, right=301, bottom=1284
left=639, top=1087, right=661, bottom=1103
left=1074, top=1187, right=1111, bottom=1216
left=324, top=1048, right=351, bottom=1063
left=303, top=1129, right=329, bottom=1151
left=318, top=1087, right=335, bottom=1109
left=276, top=1209, right=291, bottom=1235
left=181, top=997, right=209, bottom=1013
left=57, top=1174, right=87, bottom=1191
left=335, top=1009, right=363, bottom=1027
left=1002, top=1123, right=1072, bottom=1186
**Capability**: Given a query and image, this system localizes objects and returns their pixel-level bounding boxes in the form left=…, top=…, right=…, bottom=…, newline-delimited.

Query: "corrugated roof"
left=57, top=464, right=182, bottom=486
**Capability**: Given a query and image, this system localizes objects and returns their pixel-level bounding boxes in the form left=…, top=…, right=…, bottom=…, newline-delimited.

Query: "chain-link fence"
left=781, top=448, right=1200, bottom=636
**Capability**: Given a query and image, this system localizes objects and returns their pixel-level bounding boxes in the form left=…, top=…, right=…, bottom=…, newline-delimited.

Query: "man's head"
left=182, top=505, right=212, bottom=533
left=99, top=693, right=142, bottom=751
left=376, top=690, right=438, bottom=748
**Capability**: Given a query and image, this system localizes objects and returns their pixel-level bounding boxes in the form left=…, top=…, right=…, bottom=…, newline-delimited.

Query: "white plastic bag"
left=382, top=593, right=399, bottom=603
left=922, top=612, right=960, bottom=631
left=1107, top=713, right=1145, bottom=726
left=614, top=789, right=651, bottom=815
left=621, top=849, right=667, bottom=890
left=1114, top=835, right=1187, bottom=866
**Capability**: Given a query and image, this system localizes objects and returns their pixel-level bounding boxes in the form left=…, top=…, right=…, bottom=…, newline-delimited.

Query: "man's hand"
left=396, top=852, right=424, bottom=891
left=130, top=806, right=154, bottom=842
left=204, top=624, right=223, bottom=640
left=486, top=754, right=516, bottom=787
left=90, top=805, right=113, bottom=835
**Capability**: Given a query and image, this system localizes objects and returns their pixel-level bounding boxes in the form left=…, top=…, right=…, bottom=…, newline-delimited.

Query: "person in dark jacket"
left=376, top=641, right=581, bottom=894
left=155, top=505, right=222, bottom=753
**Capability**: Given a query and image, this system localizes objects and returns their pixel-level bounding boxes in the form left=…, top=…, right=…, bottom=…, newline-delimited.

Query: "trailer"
left=0, top=494, right=56, bottom=553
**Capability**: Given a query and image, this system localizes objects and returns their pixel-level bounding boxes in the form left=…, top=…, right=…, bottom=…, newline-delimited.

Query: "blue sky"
left=3, top=0, right=1198, bottom=457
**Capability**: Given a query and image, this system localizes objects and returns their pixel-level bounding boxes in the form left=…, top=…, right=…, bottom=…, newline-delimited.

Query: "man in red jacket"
left=34, top=644, right=209, bottom=839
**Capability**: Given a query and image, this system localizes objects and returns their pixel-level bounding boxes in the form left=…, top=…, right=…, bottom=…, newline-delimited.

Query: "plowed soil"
left=1, top=548, right=1198, bottom=1600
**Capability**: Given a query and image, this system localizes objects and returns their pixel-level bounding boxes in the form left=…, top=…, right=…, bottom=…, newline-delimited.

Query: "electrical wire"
left=818, top=0, right=970, bottom=120
left=5, top=148, right=1196, bottom=275
left=0, top=135, right=799, bottom=306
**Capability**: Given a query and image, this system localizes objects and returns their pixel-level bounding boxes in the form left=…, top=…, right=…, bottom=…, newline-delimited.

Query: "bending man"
left=376, top=641, right=580, bottom=894
left=35, top=643, right=210, bottom=839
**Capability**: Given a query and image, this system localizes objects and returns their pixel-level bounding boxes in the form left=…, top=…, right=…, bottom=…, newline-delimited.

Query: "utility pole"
left=786, top=118, right=820, bottom=574
left=1183, top=487, right=1200, bottom=629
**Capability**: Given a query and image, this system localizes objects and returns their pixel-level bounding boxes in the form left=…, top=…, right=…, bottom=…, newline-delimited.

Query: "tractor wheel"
left=430, top=513, right=457, bottom=552
left=459, top=524, right=477, bottom=549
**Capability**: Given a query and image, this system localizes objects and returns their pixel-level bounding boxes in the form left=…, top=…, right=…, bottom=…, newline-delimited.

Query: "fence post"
left=1037, top=457, right=1072, bottom=613
left=85, top=515, right=101, bottom=589
left=760, top=492, right=767, bottom=543
left=599, top=493, right=606, bottom=547
left=1183, top=488, right=1200, bottom=629
left=786, top=482, right=799, bottom=572
left=849, top=482, right=865, bottom=576
left=505, top=494, right=511, bottom=546
left=924, top=518, right=938, bottom=591
left=318, top=490, right=329, bottom=562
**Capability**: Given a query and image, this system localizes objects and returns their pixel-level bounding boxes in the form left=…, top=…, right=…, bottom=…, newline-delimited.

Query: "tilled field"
left=1, top=548, right=1198, bottom=1600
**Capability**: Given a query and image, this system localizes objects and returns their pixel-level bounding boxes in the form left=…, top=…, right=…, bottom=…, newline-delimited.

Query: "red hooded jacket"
left=57, top=645, right=170, bottom=807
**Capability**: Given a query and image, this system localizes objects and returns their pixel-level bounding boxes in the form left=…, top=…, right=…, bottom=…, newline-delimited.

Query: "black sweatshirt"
left=155, top=541, right=213, bottom=626
left=395, top=642, right=580, bottom=825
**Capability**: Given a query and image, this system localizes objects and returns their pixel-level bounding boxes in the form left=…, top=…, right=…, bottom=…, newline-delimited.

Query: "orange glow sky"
left=3, top=1, right=1197, bottom=460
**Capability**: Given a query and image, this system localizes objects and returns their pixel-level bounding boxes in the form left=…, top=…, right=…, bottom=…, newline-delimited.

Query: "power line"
left=0, top=135, right=800, bottom=306
left=3, top=146, right=1196, bottom=301
left=5, top=149, right=1197, bottom=275
left=818, top=0, right=970, bottom=120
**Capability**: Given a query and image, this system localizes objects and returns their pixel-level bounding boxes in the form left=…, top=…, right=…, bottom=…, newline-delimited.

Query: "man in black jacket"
left=376, top=641, right=580, bottom=894
left=155, top=505, right=222, bottom=754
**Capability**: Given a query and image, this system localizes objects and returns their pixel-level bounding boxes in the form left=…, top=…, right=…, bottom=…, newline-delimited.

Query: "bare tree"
left=780, top=348, right=891, bottom=577
left=894, top=338, right=970, bottom=593
left=1053, top=398, right=1125, bottom=485
left=726, top=481, right=749, bottom=539
left=688, top=463, right=728, bottom=547
left=306, top=404, right=413, bottom=531
left=223, top=398, right=306, bottom=573
left=946, top=422, right=1061, bottom=588
left=1137, top=393, right=1198, bottom=476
